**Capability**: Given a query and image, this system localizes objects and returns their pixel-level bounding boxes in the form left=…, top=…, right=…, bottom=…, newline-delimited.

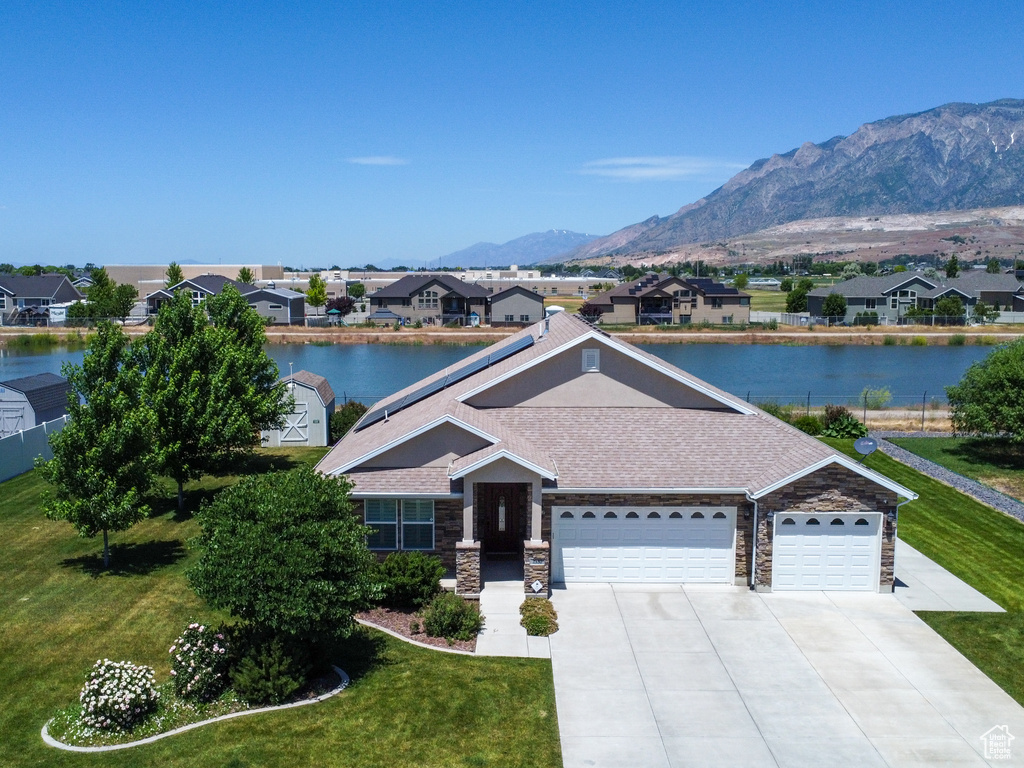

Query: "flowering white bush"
left=169, top=622, right=229, bottom=702
left=79, top=659, right=159, bottom=731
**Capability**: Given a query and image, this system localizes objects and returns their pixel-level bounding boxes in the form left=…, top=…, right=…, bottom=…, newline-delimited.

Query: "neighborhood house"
left=588, top=273, right=751, bottom=325
left=807, top=271, right=1024, bottom=322
left=0, top=274, right=84, bottom=325
left=316, top=312, right=915, bottom=598
left=145, top=275, right=307, bottom=325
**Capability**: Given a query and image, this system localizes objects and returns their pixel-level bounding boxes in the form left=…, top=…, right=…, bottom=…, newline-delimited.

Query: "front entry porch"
left=455, top=476, right=550, bottom=599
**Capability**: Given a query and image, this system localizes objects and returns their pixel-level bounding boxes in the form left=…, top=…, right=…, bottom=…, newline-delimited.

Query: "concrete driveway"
left=549, top=584, right=1024, bottom=767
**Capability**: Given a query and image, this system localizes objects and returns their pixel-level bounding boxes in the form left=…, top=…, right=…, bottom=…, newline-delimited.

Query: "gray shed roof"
left=0, top=373, right=72, bottom=414
left=285, top=370, right=335, bottom=407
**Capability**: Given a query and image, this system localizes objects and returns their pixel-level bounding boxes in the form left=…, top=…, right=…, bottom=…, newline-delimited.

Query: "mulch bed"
left=356, top=607, right=477, bottom=653
left=294, top=668, right=345, bottom=700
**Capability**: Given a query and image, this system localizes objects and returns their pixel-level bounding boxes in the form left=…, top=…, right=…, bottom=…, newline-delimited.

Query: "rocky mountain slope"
left=562, top=99, right=1024, bottom=262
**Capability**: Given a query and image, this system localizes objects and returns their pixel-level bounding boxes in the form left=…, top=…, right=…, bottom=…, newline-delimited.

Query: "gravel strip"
left=871, top=431, right=1024, bottom=524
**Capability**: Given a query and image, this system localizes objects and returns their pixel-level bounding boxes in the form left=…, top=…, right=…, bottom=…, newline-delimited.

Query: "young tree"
left=325, top=296, right=355, bottom=318
left=38, top=323, right=156, bottom=567
left=945, top=254, right=960, bottom=278
left=237, top=266, right=256, bottom=284
left=987, top=259, right=1002, bottom=274
left=935, top=295, right=965, bottom=321
left=973, top=301, right=1000, bottom=324
left=578, top=302, right=603, bottom=321
left=306, top=274, right=327, bottom=316
left=785, top=288, right=809, bottom=313
left=110, top=283, right=139, bottom=321
left=733, top=273, right=749, bottom=290
left=141, top=288, right=290, bottom=510
left=821, top=292, right=847, bottom=321
left=947, top=339, right=1024, bottom=442
left=188, top=466, right=378, bottom=644
left=165, top=262, right=184, bottom=287
left=778, top=277, right=793, bottom=293
left=347, top=282, right=366, bottom=300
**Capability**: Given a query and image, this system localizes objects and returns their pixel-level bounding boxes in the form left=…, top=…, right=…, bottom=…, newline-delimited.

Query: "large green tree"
left=81, top=267, right=138, bottom=320
left=947, top=339, right=1024, bottom=442
left=141, top=287, right=290, bottom=510
left=785, top=288, right=808, bottom=313
left=39, top=323, right=156, bottom=567
left=347, top=282, right=366, bottom=300
left=188, top=466, right=378, bottom=644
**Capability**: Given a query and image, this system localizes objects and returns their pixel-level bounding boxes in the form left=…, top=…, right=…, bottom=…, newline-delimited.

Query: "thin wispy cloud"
left=580, top=156, right=746, bottom=181
left=346, top=155, right=409, bottom=166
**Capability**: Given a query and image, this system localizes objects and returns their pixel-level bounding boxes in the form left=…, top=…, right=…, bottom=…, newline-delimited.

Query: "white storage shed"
left=261, top=370, right=335, bottom=448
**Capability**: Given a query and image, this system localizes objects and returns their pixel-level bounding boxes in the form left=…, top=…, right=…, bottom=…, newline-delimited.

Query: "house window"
left=505, top=314, right=514, bottom=322
left=268, top=303, right=283, bottom=310
left=401, top=500, right=434, bottom=550
left=519, top=314, right=530, bottom=322
left=582, top=348, right=600, bottom=372
left=739, top=297, right=750, bottom=306
left=0, top=296, right=6, bottom=310
left=365, top=500, right=398, bottom=550
left=722, top=315, right=733, bottom=324
left=191, top=290, right=204, bottom=306
left=890, top=297, right=898, bottom=309
left=711, top=298, right=723, bottom=308
left=417, top=290, right=439, bottom=309
left=865, top=298, right=876, bottom=310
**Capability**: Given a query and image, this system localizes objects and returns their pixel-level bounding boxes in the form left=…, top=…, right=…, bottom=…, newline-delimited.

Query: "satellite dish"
left=854, top=436, right=878, bottom=459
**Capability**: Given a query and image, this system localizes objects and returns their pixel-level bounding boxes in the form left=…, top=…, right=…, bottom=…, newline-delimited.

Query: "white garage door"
left=772, top=513, right=881, bottom=591
left=552, top=506, right=736, bottom=583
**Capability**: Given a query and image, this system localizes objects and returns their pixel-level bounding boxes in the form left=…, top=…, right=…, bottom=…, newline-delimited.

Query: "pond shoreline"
left=2, top=325, right=1023, bottom=348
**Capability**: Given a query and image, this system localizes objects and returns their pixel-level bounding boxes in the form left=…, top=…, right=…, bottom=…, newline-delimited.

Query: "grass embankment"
left=745, top=288, right=788, bottom=313
left=0, top=449, right=561, bottom=768
left=891, top=437, right=1024, bottom=503
left=825, top=438, right=1024, bottom=704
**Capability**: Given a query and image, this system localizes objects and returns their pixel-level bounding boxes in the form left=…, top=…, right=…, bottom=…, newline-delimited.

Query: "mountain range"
left=558, top=98, right=1024, bottom=263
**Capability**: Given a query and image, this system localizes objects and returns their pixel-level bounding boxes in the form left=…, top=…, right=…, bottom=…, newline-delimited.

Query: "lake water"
left=0, top=342, right=995, bottom=407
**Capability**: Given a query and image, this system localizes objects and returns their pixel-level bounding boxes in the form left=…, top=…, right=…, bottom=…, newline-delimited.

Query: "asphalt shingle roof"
left=0, top=373, right=72, bottom=414
left=371, top=274, right=491, bottom=300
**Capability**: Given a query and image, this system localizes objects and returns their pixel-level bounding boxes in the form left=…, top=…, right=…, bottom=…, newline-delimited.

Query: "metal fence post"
left=806, top=391, right=810, bottom=416
left=922, top=390, right=927, bottom=432
left=863, top=391, right=868, bottom=426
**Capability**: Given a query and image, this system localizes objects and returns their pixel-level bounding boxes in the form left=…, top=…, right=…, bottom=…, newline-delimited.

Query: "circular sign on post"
left=854, top=436, right=878, bottom=457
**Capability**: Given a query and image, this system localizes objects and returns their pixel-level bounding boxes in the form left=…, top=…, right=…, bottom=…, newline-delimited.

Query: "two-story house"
left=367, top=274, right=493, bottom=326
left=0, top=274, right=84, bottom=325
left=588, top=273, right=751, bottom=325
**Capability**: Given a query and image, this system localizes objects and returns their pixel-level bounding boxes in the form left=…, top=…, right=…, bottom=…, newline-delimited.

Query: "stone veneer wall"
left=524, top=541, right=550, bottom=596
left=456, top=541, right=481, bottom=598
left=357, top=498, right=464, bottom=571
left=755, top=464, right=899, bottom=591
left=542, top=493, right=754, bottom=584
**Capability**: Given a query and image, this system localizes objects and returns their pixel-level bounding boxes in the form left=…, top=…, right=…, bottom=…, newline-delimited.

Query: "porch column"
left=530, top=482, right=542, bottom=543
left=463, top=482, right=474, bottom=542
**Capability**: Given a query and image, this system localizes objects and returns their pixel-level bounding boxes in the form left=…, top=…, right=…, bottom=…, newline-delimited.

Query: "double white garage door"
left=772, top=512, right=881, bottom=591
left=552, top=506, right=737, bottom=583
left=552, top=506, right=883, bottom=591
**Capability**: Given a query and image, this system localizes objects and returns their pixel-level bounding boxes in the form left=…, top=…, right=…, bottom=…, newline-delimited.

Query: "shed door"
left=280, top=403, right=309, bottom=443
left=772, top=513, right=881, bottom=591
left=552, top=506, right=736, bottom=583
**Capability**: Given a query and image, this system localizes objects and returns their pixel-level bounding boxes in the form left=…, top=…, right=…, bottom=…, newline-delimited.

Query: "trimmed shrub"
left=79, top=659, right=159, bottom=731
left=330, top=400, right=369, bottom=442
left=911, top=335, right=928, bottom=346
left=423, top=592, right=484, bottom=642
left=792, top=414, right=823, bottom=436
left=520, top=598, right=559, bottom=636
left=377, top=551, right=446, bottom=609
left=948, top=334, right=967, bottom=346
left=169, top=622, right=230, bottom=702
left=229, top=632, right=311, bottom=706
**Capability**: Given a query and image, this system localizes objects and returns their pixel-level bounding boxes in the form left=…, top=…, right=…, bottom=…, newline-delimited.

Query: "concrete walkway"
left=894, top=539, right=1005, bottom=613
left=475, top=560, right=550, bottom=658
left=550, top=585, right=1024, bottom=767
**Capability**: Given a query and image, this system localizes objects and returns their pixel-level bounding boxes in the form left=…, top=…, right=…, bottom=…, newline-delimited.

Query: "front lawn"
left=824, top=438, right=1024, bottom=706
left=890, top=436, right=1024, bottom=502
left=0, top=452, right=561, bottom=768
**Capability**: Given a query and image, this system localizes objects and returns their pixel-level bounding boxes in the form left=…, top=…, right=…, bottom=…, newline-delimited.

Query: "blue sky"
left=2, top=1, right=1023, bottom=267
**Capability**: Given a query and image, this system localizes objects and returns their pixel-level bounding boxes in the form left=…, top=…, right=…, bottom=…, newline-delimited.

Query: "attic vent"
left=582, top=348, right=600, bottom=372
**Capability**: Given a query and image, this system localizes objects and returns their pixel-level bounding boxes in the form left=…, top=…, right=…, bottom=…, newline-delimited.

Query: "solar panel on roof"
left=444, top=355, right=489, bottom=385
left=355, top=408, right=388, bottom=431
left=400, top=377, right=446, bottom=409
left=487, top=335, right=534, bottom=365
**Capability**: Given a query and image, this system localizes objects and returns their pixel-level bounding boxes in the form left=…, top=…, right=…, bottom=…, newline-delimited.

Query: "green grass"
left=824, top=437, right=1024, bottom=705
left=890, top=437, right=1024, bottom=503
left=745, top=289, right=788, bottom=312
left=0, top=449, right=561, bottom=768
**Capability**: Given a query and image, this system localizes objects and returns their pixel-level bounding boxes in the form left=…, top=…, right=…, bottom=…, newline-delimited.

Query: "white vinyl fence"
left=0, top=416, right=67, bottom=484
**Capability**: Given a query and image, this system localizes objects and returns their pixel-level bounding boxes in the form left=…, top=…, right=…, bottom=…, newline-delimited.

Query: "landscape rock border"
left=41, top=666, right=349, bottom=753
left=356, top=617, right=476, bottom=656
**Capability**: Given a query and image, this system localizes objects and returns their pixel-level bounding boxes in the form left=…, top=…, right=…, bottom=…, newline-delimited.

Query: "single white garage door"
left=772, top=513, right=881, bottom=591
left=552, top=506, right=736, bottom=583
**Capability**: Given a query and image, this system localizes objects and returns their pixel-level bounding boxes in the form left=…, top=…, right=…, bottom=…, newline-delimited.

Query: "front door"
left=478, top=483, right=526, bottom=556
